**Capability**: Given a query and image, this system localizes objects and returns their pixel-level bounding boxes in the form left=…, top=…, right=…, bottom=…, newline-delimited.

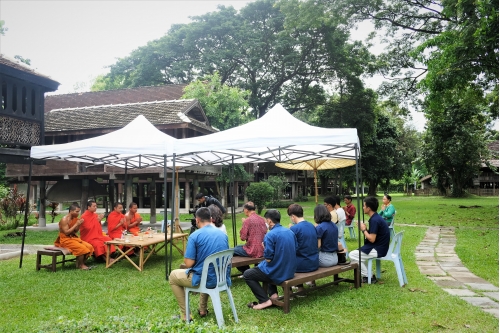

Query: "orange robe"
left=107, top=211, right=126, bottom=240
left=54, top=217, right=94, bottom=256
left=127, top=212, right=142, bottom=236
left=80, top=210, right=115, bottom=257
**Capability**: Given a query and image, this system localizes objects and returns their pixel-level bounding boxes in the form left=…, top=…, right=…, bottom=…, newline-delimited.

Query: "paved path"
left=415, top=226, right=499, bottom=317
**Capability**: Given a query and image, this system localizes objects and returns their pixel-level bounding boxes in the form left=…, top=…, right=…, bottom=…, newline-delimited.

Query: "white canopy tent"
left=174, top=104, right=360, bottom=165
left=24, top=105, right=364, bottom=280
left=31, top=115, right=176, bottom=169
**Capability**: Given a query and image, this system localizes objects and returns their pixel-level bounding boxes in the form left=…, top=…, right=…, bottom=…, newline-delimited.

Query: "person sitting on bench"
left=350, top=196, right=390, bottom=283
left=288, top=204, right=319, bottom=294
left=233, top=201, right=267, bottom=273
left=54, top=203, right=94, bottom=270
left=125, top=202, right=142, bottom=236
left=80, top=200, right=116, bottom=262
left=244, top=209, right=297, bottom=310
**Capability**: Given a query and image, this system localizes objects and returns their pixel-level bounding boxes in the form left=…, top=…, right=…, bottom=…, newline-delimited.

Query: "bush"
left=245, top=182, right=273, bottom=214
left=0, top=185, right=30, bottom=230
left=293, top=194, right=308, bottom=202
left=267, top=200, right=293, bottom=208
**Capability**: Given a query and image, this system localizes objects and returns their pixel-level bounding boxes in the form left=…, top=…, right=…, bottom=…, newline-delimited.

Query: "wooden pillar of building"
left=138, top=182, right=144, bottom=208
left=149, top=178, right=156, bottom=224
left=291, top=172, right=297, bottom=200
left=80, top=179, right=89, bottom=213
left=184, top=179, right=190, bottom=212
left=38, top=179, right=46, bottom=227
left=108, top=179, right=115, bottom=208
left=125, top=178, right=133, bottom=207
left=192, top=178, right=199, bottom=205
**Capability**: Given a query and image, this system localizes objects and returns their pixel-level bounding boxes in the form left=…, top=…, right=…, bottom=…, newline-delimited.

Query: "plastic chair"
left=388, top=211, right=396, bottom=238
left=337, top=219, right=349, bottom=258
left=367, top=231, right=407, bottom=287
left=185, top=249, right=238, bottom=328
left=347, top=222, right=356, bottom=239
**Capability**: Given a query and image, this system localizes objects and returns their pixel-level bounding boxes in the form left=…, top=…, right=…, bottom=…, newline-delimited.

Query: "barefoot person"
left=244, top=209, right=297, bottom=310
left=54, top=203, right=93, bottom=270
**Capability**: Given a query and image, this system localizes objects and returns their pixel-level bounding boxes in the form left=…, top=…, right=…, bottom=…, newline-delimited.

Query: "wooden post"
left=38, top=179, right=46, bottom=227
left=149, top=177, right=156, bottom=224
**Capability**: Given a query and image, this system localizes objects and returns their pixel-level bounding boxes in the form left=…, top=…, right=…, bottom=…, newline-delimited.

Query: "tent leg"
left=231, top=156, right=237, bottom=248
left=167, top=154, right=176, bottom=280
left=19, top=159, right=33, bottom=268
left=354, top=145, right=363, bottom=285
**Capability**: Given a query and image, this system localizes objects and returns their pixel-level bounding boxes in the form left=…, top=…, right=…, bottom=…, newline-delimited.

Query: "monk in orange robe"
left=107, top=202, right=126, bottom=240
left=80, top=200, right=115, bottom=261
left=125, top=202, right=142, bottom=236
left=54, top=203, right=93, bottom=270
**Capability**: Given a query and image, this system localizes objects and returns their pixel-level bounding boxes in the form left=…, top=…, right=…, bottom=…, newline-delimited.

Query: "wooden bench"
left=180, top=256, right=264, bottom=273
left=36, top=247, right=76, bottom=272
left=263, top=263, right=360, bottom=313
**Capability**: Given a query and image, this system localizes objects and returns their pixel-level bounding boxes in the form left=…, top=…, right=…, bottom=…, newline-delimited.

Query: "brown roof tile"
left=45, top=85, right=187, bottom=112
left=45, top=99, right=216, bottom=133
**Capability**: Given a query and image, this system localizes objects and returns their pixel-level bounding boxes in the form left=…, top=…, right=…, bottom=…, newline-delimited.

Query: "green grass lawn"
left=0, top=194, right=498, bottom=332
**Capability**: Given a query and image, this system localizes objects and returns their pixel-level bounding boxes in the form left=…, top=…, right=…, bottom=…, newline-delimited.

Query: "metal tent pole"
left=167, top=154, right=176, bottom=280
left=19, top=159, right=33, bottom=268
left=354, top=145, right=362, bottom=285
left=231, top=156, right=237, bottom=248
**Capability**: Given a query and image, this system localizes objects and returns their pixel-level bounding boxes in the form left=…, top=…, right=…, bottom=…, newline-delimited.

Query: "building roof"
left=0, top=54, right=59, bottom=91
left=484, top=140, right=499, bottom=168
left=420, top=175, right=432, bottom=182
left=45, top=99, right=216, bottom=133
left=45, top=84, right=186, bottom=112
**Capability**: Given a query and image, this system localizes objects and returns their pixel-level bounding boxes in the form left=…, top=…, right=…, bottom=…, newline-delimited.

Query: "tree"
left=14, top=55, right=30, bottom=66
left=422, top=86, right=491, bottom=197
left=181, top=72, right=251, bottom=131
left=264, top=174, right=289, bottom=202
left=215, top=165, right=252, bottom=210
left=0, top=20, right=7, bottom=35
left=245, top=182, right=274, bottom=214
left=93, top=0, right=372, bottom=119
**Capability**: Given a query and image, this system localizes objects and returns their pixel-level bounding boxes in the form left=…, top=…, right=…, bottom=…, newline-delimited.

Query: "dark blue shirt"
left=316, top=221, right=339, bottom=253
left=258, top=223, right=297, bottom=284
left=184, top=224, right=230, bottom=288
left=291, top=220, right=319, bottom=273
left=360, top=213, right=390, bottom=257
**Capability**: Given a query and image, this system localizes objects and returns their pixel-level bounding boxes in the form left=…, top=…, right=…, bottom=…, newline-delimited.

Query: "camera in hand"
left=187, top=205, right=200, bottom=234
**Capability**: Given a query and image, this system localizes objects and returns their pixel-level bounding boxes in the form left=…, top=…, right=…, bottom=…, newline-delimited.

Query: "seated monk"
left=107, top=202, right=126, bottom=240
left=54, top=203, right=94, bottom=270
left=80, top=200, right=116, bottom=262
left=125, top=202, right=142, bottom=236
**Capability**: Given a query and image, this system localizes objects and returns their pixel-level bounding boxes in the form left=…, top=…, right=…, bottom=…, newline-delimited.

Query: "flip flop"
left=197, top=309, right=209, bottom=317
left=247, top=301, right=258, bottom=308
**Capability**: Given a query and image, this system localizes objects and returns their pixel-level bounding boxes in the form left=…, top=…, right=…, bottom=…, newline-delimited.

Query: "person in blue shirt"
left=244, top=209, right=297, bottom=310
left=169, top=207, right=230, bottom=321
left=350, top=196, right=390, bottom=283
left=288, top=203, right=319, bottom=294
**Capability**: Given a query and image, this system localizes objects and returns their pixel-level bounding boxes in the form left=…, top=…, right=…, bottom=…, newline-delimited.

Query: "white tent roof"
left=30, top=115, right=176, bottom=168
left=174, top=104, right=360, bottom=165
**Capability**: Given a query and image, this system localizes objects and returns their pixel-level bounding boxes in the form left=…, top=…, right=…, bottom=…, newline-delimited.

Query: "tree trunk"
left=368, top=180, right=378, bottom=196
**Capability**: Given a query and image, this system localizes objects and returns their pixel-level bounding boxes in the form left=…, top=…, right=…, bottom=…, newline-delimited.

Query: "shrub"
left=293, top=194, right=308, bottom=202
left=245, top=182, right=273, bottom=214
left=267, top=200, right=294, bottom=208
left=0, top=185, right=30, bottom=229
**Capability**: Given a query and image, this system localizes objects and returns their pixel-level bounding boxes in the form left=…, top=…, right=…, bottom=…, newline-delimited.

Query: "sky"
left=0, top=0, right=427, bottom=130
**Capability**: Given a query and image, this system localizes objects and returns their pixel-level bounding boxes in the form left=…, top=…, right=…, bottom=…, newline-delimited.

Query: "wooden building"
left=6, top=85, right=223, bottom=223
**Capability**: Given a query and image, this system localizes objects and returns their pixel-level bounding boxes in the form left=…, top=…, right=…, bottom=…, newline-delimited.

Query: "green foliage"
left=0, top=184, right=9, bottom=199
left=0, top=20, right=7, bottom=35
left=267, top=200, right=293, bottom=208
left=422, top=86, right=491, bottom=197
left=245, top=182, right=274, bottom=214
left=361, top=110, right=401, bottom=195
left=263, top=173, right=289, bottom=202
left=14, top=55, right=31, bottom=66
left=0, top=185, right=30, bottom=229
left=293, top=194, right=308, bottom=202
left=182, top=72, right=251, bottom=131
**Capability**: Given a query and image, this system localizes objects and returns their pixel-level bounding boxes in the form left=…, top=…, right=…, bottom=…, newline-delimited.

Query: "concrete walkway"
left=415, top=226, right=499, bottom=317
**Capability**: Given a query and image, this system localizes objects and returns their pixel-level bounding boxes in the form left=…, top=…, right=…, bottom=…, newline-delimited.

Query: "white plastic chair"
left=388, top=211, right=396, bottom=238
left=185, top=249, right=238, bottom=328
left=337, top=219, right=349, bottom=258
left=367, top=231, right=407, bottom=287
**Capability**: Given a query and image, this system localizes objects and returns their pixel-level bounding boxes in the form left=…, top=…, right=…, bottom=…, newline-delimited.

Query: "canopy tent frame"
left=25, top=105, right=364, bottom=283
